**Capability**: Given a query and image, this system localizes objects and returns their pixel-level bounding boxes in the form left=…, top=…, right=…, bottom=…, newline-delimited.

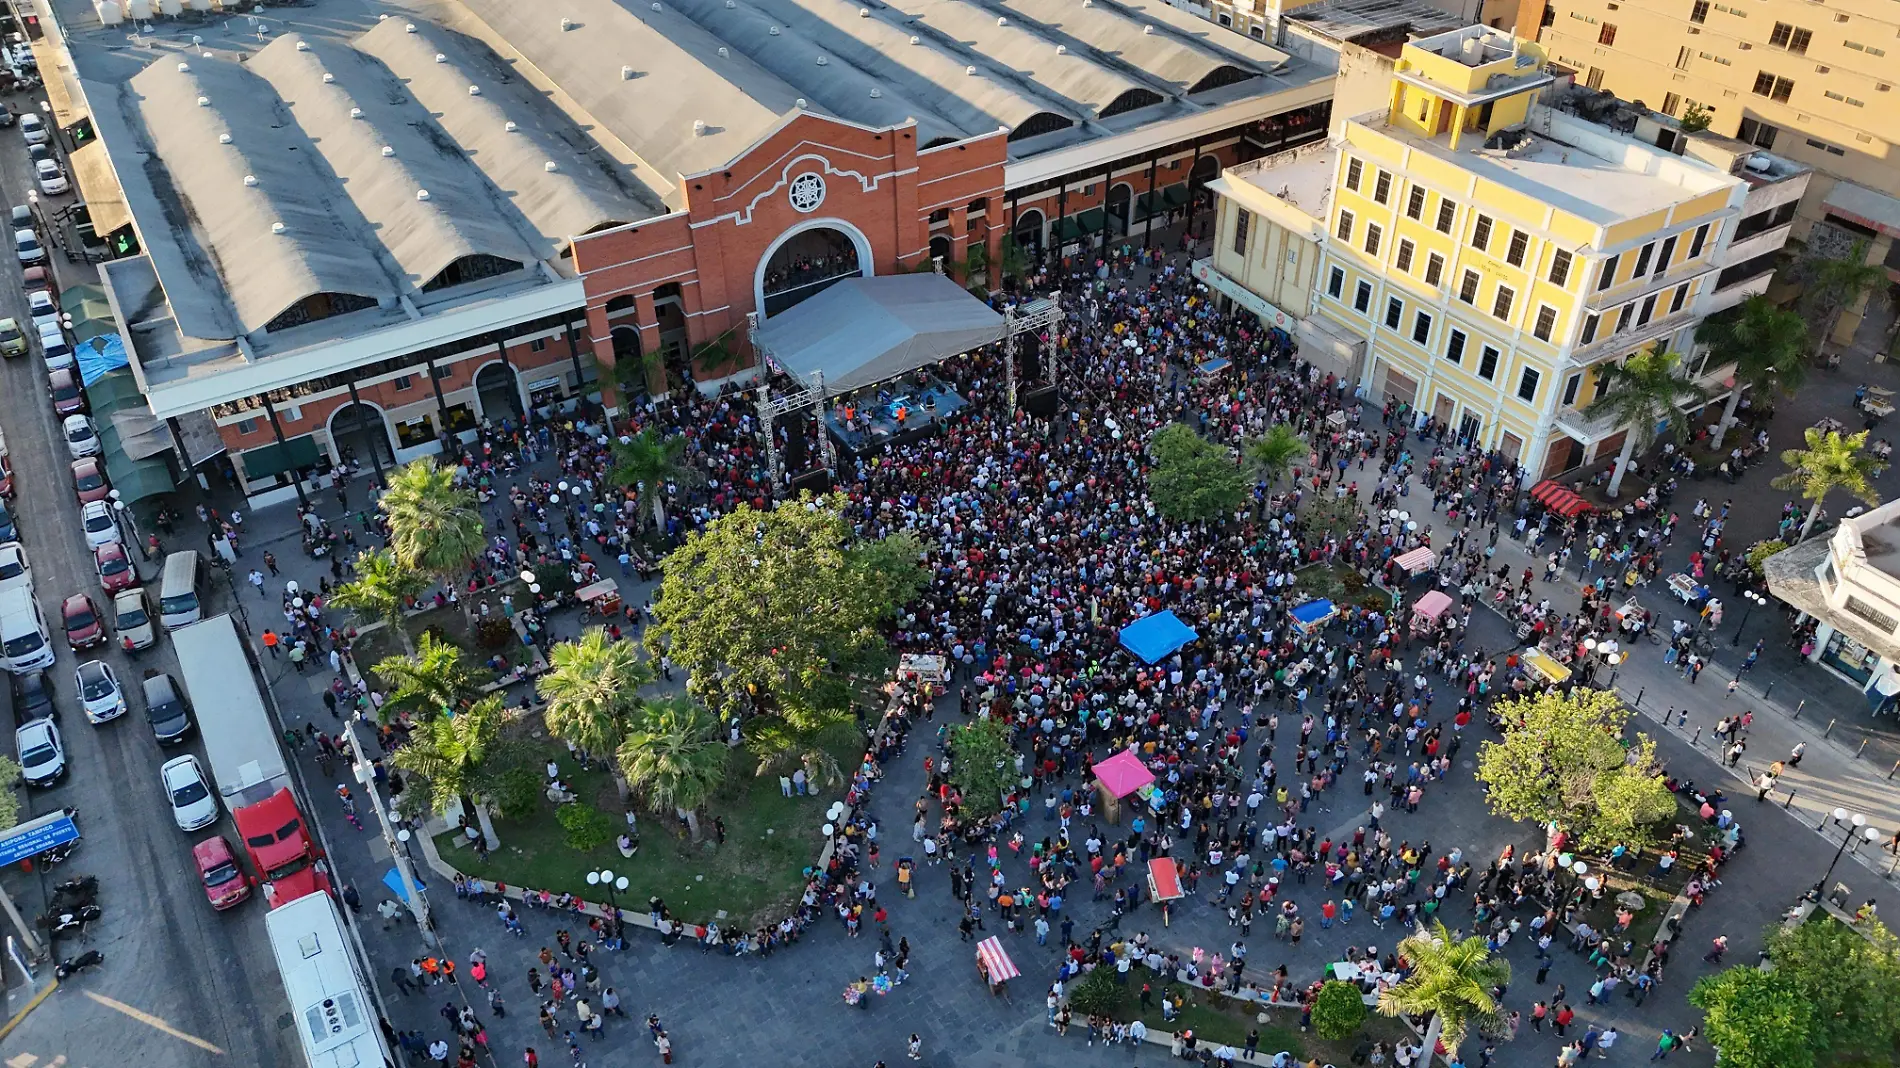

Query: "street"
left=0, top=83, right=293, bottom=1066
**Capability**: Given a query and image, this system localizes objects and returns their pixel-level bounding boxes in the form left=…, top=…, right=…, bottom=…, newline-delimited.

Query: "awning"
left=108, top=408, right=175, bottom=461
left=1823, top=181, right=1900, bottom=239
left=756, top=274, right=1005, bottom=395
left=975, top=936, right=1019, bottom=981
left=1529, top=479, right=1593, bottom=517
left=1521, top=647, right=1572, bottom=684
left=237, top=435, right=322, bottom=480
left=1191, top=258, right=1295, bottom=330
left=75, top=333, right=129, bottom=387
left=69, top=142, right=131, bottom=240
left=1414, top=590, right=1455, bottom=620
left=1394, top=546, right=1438, bottom=573
left=86, top=366, right=176, bottom=502
left=1163, top=185, right=1191, bottom=208
left=1092, top=748, right=1155, bottom=799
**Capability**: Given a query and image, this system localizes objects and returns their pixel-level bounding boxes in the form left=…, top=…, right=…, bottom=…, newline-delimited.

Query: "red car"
left=62, top=592, right=105, bottom=649
left=94, top=542, right=137, bottom=593
left=71, top=457, right=109, bottom=505
left=192, top=835, right=253, bottom=911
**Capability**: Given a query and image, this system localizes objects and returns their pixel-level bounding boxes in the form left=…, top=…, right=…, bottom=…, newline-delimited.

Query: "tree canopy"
left=1147, top=423, right=1247, bottom=523
left=617, top=695, right=728, bottom=822
left=1690, top=964, right=1815, bottom=1068
left=372, top=632, right=481, bottom=723
left=1377, top=921, right=1510, bottom=1057
left=1774, top=427, right=1882, bottom=542
left=609, top=428, right=700, bottom=532
left=540, top=627, right=652, bottom=758
left=1474, top=688, right=1675, bottom=850
left=1243, top=424, right=1308, bottom=487
left=648, top=493, right=924, bottom=752
left=379, top=457, right=487, bottom=582
left=1694, top=912, right=1900, bottom=1066
left=330, top=549, right=428, bottom=652
left=391, top=695, right=507, bottom=813
left=948, top=716, right=1016, bottom=819
left=1581, top=349, right=1707, bottom=498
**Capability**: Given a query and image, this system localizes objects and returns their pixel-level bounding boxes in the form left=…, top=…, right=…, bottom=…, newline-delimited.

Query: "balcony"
left=1584, top=259, right=1720, bottom=314
left=1719, top=223, right=1793, bottom=270
left=1570, top=305, right=1700, bottom=363
left=1702, top=263, right=1776, bottom=316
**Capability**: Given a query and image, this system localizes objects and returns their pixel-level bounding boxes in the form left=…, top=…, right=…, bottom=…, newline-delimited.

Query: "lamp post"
left=587, top=867, right=630, bottom=937
left=1733, top=589, right=1769, bottom=646
left=346, top=713, right=431, bottom=934
left=108, top=489, right=147, bottom=560
left=1813, top=808, right=1881, bottom=900
left=1605, top=650, right=1623, bottom=688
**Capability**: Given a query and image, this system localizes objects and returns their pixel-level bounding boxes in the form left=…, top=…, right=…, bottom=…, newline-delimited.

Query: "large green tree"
left=540, top=628, right=653, bottom=760
left=1474, top=688, right=1675, bottom=850
left=648, top=493, right=924, bottom=766
left=617, top=694, right=728, bottom=840
left=391, top=694, right=508, bottom=845
left=1799, top=239, right=1888, bottom=355
left=1377, top=921, right=1510, bottom=1059
left=372, top=632, right=481, bottom=724
left=1774, top=427, right=1882, bottom=542
left=1147, top=423, right=1247, bottom=523
left=1689, top=966, right=1815, bottom=1068
left=330, top=549, right=429, bottom=654
left=1738, top=912, right=1900, bottom=1063
left=1695, top=295, right=1807, bottom=450
left=1243, top=424, right=1308, bottom=488
left=1582, top=349, right=1708, bottom=498
left=379, top=457, right=487, bottom=587
left=947, top=716, right=1016, bottom=819
left=609, top=428, right=700, bottom=534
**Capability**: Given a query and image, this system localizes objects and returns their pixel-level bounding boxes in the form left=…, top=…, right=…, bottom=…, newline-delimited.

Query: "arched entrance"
left=756, top=218, right=874, bottom=319
left=928, top=234, right=952, bottom=267
left=1013, top=208, right=1045, bottom=258
left=327, top=401, right=394, bottom=471
left=1106, top=184, right=1133, bottom=235
left=474, top=361, right=522, bottom=422
left=611, top=325, right=648, bottom=398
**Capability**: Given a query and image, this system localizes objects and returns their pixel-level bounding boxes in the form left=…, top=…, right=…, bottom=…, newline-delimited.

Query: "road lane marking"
left=80, top=992, right=225, bottom=1055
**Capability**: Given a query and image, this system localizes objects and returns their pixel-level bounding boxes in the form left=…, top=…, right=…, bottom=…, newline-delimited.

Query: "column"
left=258, top=393, right=310, bottom=508
left=1143, top=156, right=1159, bottom=250
left=346, top=378, right=389, bottom=485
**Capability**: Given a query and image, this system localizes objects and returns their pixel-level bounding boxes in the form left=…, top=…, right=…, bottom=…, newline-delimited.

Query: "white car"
left=162, top=755, right=218, bottom=831
left=62, top=414, right=98, bottom=458
left=39, top=327, right=71, bottom=372
left=80, top=500, right=120, bottom=549
left=0, top=541, right=29, bottom=594
left=33, top=158, right=67, bottom=196
left=16, top=718, right=65, bottom=786
left=75, top=659, right=125, bottom=723
left=27, top=289, right=57, bottom=334
left=17, top=113, right=46, bottom=145
left=14, top=228, right=42, bottom=264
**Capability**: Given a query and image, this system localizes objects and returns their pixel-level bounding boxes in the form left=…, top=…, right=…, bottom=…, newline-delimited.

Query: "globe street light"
left=1814, top=809, right=1882, bottom=899
left=587, top=868, right=630, bottom=938
left=1733, top=589, right=1770, bottom=646
left=1605, top=651, right=1623, bottom=688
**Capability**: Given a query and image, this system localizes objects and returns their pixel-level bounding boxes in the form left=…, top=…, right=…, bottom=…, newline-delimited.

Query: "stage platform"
left=822, top=379, right=967, bottom=452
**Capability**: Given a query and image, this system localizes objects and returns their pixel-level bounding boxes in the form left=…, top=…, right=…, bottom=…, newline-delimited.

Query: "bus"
left=263, top=891, right=395, bottom=1068
left=171, top=613, right=289, bottom=810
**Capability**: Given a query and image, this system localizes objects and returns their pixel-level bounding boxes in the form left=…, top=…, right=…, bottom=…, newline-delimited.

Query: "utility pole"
left=343, top=715, right=430, bottom=934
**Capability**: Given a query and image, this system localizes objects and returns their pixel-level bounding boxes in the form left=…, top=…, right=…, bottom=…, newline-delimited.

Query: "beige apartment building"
left=1526, top=0, right=1900, bottom=272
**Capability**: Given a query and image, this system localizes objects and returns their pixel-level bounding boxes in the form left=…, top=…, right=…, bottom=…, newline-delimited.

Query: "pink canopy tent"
left=1394, top=546, right=1437, bottom=572
left=1092, top=748, right=1155, bottom=799
left=1414, top=590, right=1455, bottom=620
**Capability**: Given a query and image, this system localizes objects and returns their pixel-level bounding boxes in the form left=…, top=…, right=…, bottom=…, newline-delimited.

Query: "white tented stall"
left=93, top=0, right=124, bottom=24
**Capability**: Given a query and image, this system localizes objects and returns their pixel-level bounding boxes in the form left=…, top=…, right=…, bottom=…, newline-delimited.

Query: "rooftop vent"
left=294, top=40, right=309, bottom=51
left=693, top=119, right=708, bottom=135
left=321, top=72, right=335, bottom=83
left=909, top=34, right=919, bottom=43
left=349, top=107, right=362, bottom=118
left=416, top=189, right=430, bottom=201
left=404, top=22, right=416, bottom=32
left=769, top=24, right=779, bottom=33
left=560, top=16, right=573, bottom=30
left=377, top=13, right=387, bottom=20
left=816, top=56, right=827, bottom=65
left=243, top=174, right=257, bottom=186
left=545, top=160, right=560, bottom=171
left=725, top=0, right=735, bottom=6
left=1055, top=44, right=1066, bottom=54
left=504, top=120, right=519, bottom=132
left=869, top=86, right=881, bottom=97
left=176, top=61, right=189, bottom=72
left=795, top=97, right=807, bottom=108
left=651, top=2, right=661, bottom=9
left=966, top=64, right=977, bottom=75
left=434, top=52, right=446, bottom=63
left=271, top=222, right=286, bottom=234
left=859, top=5, right=869, bottom=14
left=717, top=46, right=728, bottom=57
left=467, top=85, right=481, bottom=95
left=996, top=16, right=1007, bottom=25
left=196, top=95, right=210, bottom=107
left=218, top=133, right=231, bottom=144
left=381, top=145, right=395, bottom=156
left=623, top=65, right=636, bottom=78
left=1142, top=24, right=1154, bottom=34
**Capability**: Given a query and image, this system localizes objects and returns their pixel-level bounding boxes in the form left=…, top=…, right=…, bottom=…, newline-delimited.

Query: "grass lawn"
left=1295, top=563, right=1392, bottom=611
left=1110, top=981, right=1413, bottom=1062
left=1569, top=796, right=1712, bottom=940
left=351, top=603, right=517, bottom=690
left=440, top=725, right=865, bottom=929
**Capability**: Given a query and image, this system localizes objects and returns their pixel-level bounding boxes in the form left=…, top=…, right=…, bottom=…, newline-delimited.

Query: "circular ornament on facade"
left=788, top=171, right=826, bottom=213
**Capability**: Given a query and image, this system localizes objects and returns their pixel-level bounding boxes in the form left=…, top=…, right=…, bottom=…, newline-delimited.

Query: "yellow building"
left=1201, top=26, right=1809, bottom=479
left=1528, top=0, right=1900, bottom=255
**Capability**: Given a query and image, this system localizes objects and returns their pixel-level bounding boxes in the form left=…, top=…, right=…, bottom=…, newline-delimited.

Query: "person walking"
left=1647, top=1030, right=1676, bottom=1060
left=908, top=1033, right=922, bottom=1060
left=1702, top=935, right=1728, bottom=963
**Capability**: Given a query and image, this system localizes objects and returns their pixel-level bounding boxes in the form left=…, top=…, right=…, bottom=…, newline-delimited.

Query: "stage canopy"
left=1119, top=609, right=1198, bottom=664
left=758, top=274, right=1006, bottom=394
left=1092, top=748, right=1155, bottom=799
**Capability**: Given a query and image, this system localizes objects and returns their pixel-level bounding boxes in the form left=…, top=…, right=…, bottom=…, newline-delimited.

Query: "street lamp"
left=1733, top=589, right=1770, bottom=646
left=587, top=867, right=630, bottom=937
left=1605, top=651, right=1623, bottom=688
left=1813, top=808, right=1882, bottom=900
left=346, top=714, right=431, bottom=934
left=519, top=568, right=538, bottom=585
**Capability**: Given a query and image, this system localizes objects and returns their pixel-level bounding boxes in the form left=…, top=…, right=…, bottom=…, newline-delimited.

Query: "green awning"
left=1162, top=184, right=1190, bottom=208
left=1054, top=217, right=1084, bottom=242
left=1076, top=207, right=1106, bottom=235
left=60, top=284, right=113, bottom=322
left=238, top=435, right=321, bottom=480
left=99, top=443, right=174, bottom=502
left=84, top=367, right=144, bottom=412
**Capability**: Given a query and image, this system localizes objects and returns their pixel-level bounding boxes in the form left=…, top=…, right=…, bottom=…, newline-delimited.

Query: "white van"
left=158, top=550, right=202, bottom=630
left=0, top=586, right=53, bottom=673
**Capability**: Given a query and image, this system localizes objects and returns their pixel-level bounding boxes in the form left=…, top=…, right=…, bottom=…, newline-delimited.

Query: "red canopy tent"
left=976, top=935, right=1020, bottom=992
left=1530, top=480, right=1592, bottom=517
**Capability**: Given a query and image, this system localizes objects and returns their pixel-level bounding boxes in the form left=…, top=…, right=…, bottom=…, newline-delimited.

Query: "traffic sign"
left=0, top=811, right=79, bottom=867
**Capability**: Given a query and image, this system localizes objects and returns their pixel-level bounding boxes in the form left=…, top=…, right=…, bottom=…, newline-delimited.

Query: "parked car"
left=80, top=500, right=119, bottom=549
left=39, top=326, right=70, bottom=372
left=21, top=264, right=52, bottom=296
left=0, top=316, right=23, bottom=357
left=62, top=593, right=104, bottom=650
left=14, top=228, right=42, bottom=264
left=18, top=113, right=46, bottom=145
left=33, top=158, right=65, bottom=196
left=49, top=368, right=83, bottom=417
left=70, top=457, right=109, bottom=504
left=75, top=659, right=124, bottom=723
left=142, top=669, right=191, bottom=742
left=0, top=541, right=29, bottom=594
left=15, top=718, right=64, bottom=786
left=94, top=542, right=136, bottom=594
left=10, top=669, right=53, bottom=723
left=192, top=835, right=252, bottom=910
left=62, top=414, right=99, bottom=458
left=0, top=428, right=12, bottom=498
left=114, top=588, right=155, bottom=652
left=0, top=498, right=14, bottom=543
left=162, top=755, right=217, bottom=831
left=27, top=288, right=58, bottom=334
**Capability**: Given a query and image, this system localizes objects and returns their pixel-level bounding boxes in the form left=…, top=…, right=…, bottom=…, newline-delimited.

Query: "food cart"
left=1392, top=546, right=1437, bottom=582
left=576, top=578, right=621, bottom=618
left=897, top=653, right=948, bottom=684
left=1861, top=386, right=1895, bottom=418
left=1091, top=748, right=1155, bottom=826
left=975, top=935, right=1019, bottom=995
left=1665, top=573, right=1708, bottom=605
left=1147, top=857, right=1184, bottom=925
left=1519, top=646, right=1572, bottom=686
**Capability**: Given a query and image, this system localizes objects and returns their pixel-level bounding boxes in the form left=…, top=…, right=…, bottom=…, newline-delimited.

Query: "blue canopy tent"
left=1290, top=599, right=1337, bottom=636
left=1118, top=610, right=1199, bottom=664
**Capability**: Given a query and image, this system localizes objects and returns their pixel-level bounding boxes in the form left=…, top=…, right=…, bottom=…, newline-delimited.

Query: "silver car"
left=75, top=660, right=125, bottom=723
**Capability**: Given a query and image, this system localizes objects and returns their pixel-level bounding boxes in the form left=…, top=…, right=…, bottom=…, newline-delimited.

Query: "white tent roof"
left=758, top=274, right=1004, bottom=394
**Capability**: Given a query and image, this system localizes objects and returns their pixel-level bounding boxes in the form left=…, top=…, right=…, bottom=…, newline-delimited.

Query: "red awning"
left=1530, top=480, right=1592, bottom=518
left=976, top=936, right=1020, bottom=980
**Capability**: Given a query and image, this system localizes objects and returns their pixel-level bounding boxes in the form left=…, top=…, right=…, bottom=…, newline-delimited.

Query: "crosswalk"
left=7, top=1054, right=73, bottom=1068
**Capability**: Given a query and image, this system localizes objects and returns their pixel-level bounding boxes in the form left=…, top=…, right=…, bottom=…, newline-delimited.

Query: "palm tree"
left=1377, top=921, right=1512, bottom=1060
left=1581, top=349, right=1708, bottom=498
left=617, top=694, right=728, bottom=841
left=541, top=628, right=653, bottom=787
left=329, top=549, right=429, bottom=654
left=1695, top=295, right=1807, bottom=450
left=1774, top=427, right=1882, bottom=542
left=1800, top=239, right=1888, bottom=357
left=1243, top=424, right=1308, bottom=487
left=609, top=428, right=700, bottom=534
left=373, top=632, right=480, bottom=723
left=379, top=457, right=487, bottom=588
left=391, top=693, right=507, bottom=847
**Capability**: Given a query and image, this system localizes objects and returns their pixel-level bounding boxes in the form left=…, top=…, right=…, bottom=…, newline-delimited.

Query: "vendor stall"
left=1091, top=748, right=1156, bottom=825
left=1413, top=590, right=1454, bottom=623
left=1118, top=609, right=1199, bottom=664
left=1520, top=646, right=1572, bottom=686
left=1290, top=599, right=1337, bottom=637
left=576, top=578, right=621, bottom=618
left=1666, top=573, right=1709, bottom=605
left=1148, top=857, right=1184, bottom=924
left=975, top=935, right=1019, bottom=995
left=1392, top=546, right=1437, bottom=578
left=897, top=653, right=948, bottom=684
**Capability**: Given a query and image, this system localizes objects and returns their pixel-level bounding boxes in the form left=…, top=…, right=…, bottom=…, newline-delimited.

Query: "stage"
left=821, top=378, right=967, bottom=452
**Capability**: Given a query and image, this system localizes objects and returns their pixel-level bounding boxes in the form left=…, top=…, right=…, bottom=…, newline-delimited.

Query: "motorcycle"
left=52, top=874, right=98, bottom=898
left=37, top=841, right=76, bottom=866
left=36, top=904, right=102, bottom=934
left=54, top=950, right=103, bottom=980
